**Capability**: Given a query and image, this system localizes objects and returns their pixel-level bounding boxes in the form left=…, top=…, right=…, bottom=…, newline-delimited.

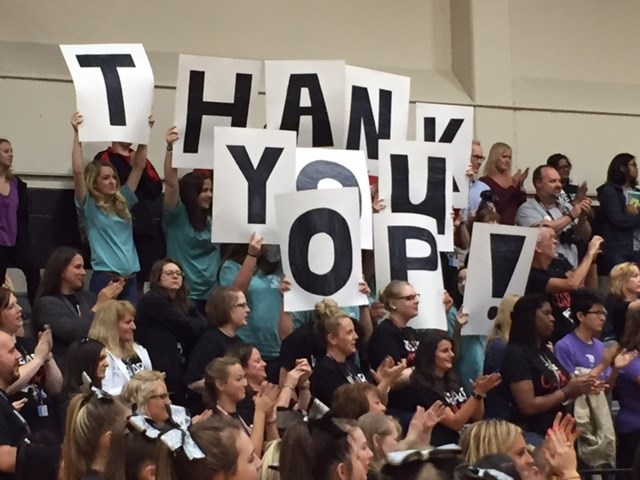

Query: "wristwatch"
left=472, top=392, right=485, bottom=400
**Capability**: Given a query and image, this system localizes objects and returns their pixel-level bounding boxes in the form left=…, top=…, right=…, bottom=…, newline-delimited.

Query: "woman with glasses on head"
left=88, top=300, right=152, bottom=395
left=135, top=258, right=205, bottom=406
left=367, top=281, right=421, bottom=417
left=185, top=286, right=249, bottom=413
left=603, top=261, right=640, bottom=344
left=596, top=153, right=640, bottom=273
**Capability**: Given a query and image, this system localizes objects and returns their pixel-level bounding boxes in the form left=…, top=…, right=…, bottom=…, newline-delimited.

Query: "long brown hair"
left=149, top=258, right=191, bottom=314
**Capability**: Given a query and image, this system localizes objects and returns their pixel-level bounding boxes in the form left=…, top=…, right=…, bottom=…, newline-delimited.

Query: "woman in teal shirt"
left=163, top=127, right=220, bottom=314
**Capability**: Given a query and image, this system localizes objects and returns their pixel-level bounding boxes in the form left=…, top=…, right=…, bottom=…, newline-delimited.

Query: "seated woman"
left=615, top=308, right=640, bottom=468
left=71, top=113, right=148, bottom=304
left=483, top=295, right=519, bottom=420
left=603, top=261, right=640, bottom=343
left=311, top=310, right=403, bottom=408
left=331, top=382, right=387, bottom=420
left=167, top=416, right=262, bottom=480
left=60, top=337, right=108, bottom=428
left=410, top=329, right=500, bottom=446
left=135, top=258, right=205, bottom=405
left=61, top=387, right=130, bottom=480
left=88, top=300, right=152, bottom=395
left=500, top=294, right=599, bottom=445
left=32, top=246, right=123, bottom=371
left=367, top=281, right=422, bottom=416
left=185, top=286, right=248, bottom=413
left=280, top=416, right=369, bottom=480
left=0, top=287, right=63, bottom=435
left=204, top=356, right=279, bottom=457
left=227, top=342, right=312, bottom=427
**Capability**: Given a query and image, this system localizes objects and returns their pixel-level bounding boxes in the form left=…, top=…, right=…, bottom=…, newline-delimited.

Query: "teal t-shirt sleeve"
left=291, top=310, right=313, bottom=329
left=219, top=260, right=241, bottom=287
left=162, top=200, right=183, bottom=228
left=120, top=184, right=138, bottom=208
left=446, top=306, right=458, bottom=337
left=342, top=305, right=360, bottom=321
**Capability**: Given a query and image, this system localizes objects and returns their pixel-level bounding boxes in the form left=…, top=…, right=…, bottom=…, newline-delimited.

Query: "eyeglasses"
left=148, top=393, right=170, bottom=401
left=398, top=294, right=420, bottom=301
left=471, top=155, right=485, bottom=161
left=586, top=310, right=607, bottom=317
left=162, top=270, right=183, bottom=277
left=234, top=302, right=248, bottom=309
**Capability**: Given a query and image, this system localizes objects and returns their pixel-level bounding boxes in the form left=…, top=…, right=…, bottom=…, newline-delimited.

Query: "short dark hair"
left=546, top=153, right=571, bottom=170
left=570, top=288, right=605, bottom=322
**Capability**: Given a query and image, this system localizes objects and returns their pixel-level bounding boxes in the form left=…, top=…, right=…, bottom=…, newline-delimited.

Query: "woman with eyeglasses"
left=135, top=258, right=205, bottom=406
left=88, top=300, right=152, bottom=395
left=596, top=153, right=640, bottom=273
left=367, top=281, right=421, bottom=417
left=122, top=370, right=175, bottom=426
left=185, top=286, right=248, bottom=413
left=546, top=153, right=580, bottom=205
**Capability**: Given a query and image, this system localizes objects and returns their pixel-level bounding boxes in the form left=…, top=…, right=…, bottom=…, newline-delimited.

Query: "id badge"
left=37, top=404, right=49, bottom=417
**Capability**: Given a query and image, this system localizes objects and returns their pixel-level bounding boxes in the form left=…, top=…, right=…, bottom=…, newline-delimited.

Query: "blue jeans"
left=90, top=271, right=138, bottom=306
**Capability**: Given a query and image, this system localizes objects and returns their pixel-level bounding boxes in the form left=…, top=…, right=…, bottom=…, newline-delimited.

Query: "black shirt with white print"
left=310, top=355, right=368, bottom=407
left=413, top=382, right=468, bottom=447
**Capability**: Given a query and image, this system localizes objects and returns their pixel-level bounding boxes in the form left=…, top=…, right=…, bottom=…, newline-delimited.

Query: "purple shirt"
left=554, top=332, right=610, bottom=378
left=0, top=177, right=18, bottom=247
left=616, top=356, right=640, bottom=434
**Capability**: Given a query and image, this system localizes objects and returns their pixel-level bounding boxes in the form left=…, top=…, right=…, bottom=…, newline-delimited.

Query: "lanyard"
left=216, top=404, right=253, bottom=436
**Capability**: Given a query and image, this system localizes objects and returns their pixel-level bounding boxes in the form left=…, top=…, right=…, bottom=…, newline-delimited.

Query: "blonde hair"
left=610, top=262, right=639, bottom=298
left=84, top=159, right=131, bottom=219
left=122, top=370, right=166, bottom=415
left=357, top=413, right=401, bottom=469
left=259, top=440, right=281, bottom=480
left=88, top=300, right=137, bottom=358
left=487, top=295, right=520, bottom=346
left=378, top=280, right=412, bottom=311
left=61, top=392, right=129, bottom=480
left=459, top=419, right=522, bottom=465
left=482, top=142, right=512, bottom=177
left=314, top=298, right=343, bottom=322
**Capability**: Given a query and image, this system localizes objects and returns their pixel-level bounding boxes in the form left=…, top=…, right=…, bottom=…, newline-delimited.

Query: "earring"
left=390, top=305, right=397, bottom=310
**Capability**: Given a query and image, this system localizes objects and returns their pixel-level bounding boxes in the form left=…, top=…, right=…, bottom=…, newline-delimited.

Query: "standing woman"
left=135, top=258, right=205, bottom=405
left=596, top=153, right=640, bottom=273
left=71, top=113, right=146, bottom=304
left=0, top=138, right=40, bottom=306
left=410, top=329, right=501, bottom=446
left=163, top=127, right=220, bottom=314
left=32, top=246, right=122, bottom=371
left=88, top=299, right=152, bottom=395
left=0, top=287, right=63, bottom=435
left=603, top=262, right=640, bottom=343
left=479, top=142, right=528, bottom=225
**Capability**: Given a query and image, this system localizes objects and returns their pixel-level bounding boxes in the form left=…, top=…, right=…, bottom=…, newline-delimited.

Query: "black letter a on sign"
left=346, top=86, right=392, bottom=160
left=76, top=54, right=136, bottom=126
left=280, top=74, right=333, bottom=147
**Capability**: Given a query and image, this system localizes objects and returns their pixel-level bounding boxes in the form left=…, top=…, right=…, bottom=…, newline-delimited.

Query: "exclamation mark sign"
left=487, top=233, right=525, bottom=320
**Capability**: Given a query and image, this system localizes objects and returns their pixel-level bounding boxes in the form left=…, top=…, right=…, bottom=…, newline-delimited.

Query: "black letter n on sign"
left=280, top=74, right=333, bottom=147
left=390, top=154, right=447, bottom=234
left=76, top=54, right=136, bottom=126
left=388, top=226, right=438, bottom=281
left=184, top=71, right=253, bottom=153
left=227, top=145, right=283, bottom=224
left=346, top=86, right=392, bottom=160
left=289, top=208, right=352, bottom=296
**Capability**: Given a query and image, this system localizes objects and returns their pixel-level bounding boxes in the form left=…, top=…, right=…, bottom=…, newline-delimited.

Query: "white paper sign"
left=345, top=66, right=411, bottom=175
left=211, top=127, right=296, bottom=244
left=295, top=148, right=373, bottom=250
left=373, top=212, right=447, bottom=330
left=265, top=60, right=345, bottom=148
left=173, top=55, right=264, bottom=169
left=415, top=103, right=473, bottom=209
left=276, top=188, right=366, bottom=312
left=462, top=223, right=538, bottom=336
left=378, top=140, right=454, bottom=252
left=60, top=44, right=154, bottom=144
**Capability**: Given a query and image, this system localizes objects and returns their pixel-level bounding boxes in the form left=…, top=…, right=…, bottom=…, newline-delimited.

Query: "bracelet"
left=283, top=384, right=295, bottom=391
left=472, top=392, right=485, bottom=400
left=567, top=211, right=575, bottom=221
left=246, top=252, right=257, bottom=258
left=166, top=145, right=173, bottom=152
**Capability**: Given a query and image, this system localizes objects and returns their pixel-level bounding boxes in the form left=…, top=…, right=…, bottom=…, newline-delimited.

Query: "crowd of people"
left=1, top=118, right=640, bottom=480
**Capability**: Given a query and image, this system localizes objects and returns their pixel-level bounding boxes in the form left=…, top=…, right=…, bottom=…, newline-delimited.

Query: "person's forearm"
left=232, top=256, right=257, bottom=293
left=43, top=358, right=63, bottom=395
left=514, top=389, right=566, bottom=417
left=7, top=358, right=45, bottom=395
left=251, top=411, right=267, bottom=456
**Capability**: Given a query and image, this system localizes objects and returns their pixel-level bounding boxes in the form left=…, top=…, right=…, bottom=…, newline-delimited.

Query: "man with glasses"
left=526, top=227, right=603, bottom=343
left=465, top=140, right=490, bottom=223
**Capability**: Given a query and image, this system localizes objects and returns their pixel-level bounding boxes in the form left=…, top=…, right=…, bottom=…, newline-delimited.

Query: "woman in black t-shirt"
left=0, top=287, right=63, bottom=436
left=500, top=294, right=598, bottom=443
left=410, top=329, right=500, bottom=446
left=602, top=261, right=640, bottom=343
